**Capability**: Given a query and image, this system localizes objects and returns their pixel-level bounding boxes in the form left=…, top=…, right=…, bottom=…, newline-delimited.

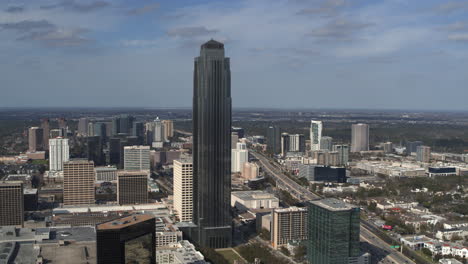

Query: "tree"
left=280, top=247, right=290, bottom=256
left=294, top=245, right=306, bottom=261
left=422, top=248, right=432, bottom=257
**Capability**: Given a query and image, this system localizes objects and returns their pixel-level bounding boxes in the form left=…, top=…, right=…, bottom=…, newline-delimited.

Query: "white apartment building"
left=232, top=142, right=248, bottom=173
left=310, top=120, right=322, bottom=151
left=49, top=138, right=69, bottom=171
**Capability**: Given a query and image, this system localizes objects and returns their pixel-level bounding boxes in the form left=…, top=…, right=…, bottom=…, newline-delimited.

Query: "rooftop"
left=309, top=198, right=358, bottom=212
left=231, top=190, right=278, bottom=201
left=274, top=206, right=307, bottom=213
left=201, top=39, right=224, bottom=50
left=96, top=214, right=154, bottom=230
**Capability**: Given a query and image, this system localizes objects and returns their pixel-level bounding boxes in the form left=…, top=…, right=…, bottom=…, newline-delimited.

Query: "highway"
left=251, top=151, right=416, bottom=264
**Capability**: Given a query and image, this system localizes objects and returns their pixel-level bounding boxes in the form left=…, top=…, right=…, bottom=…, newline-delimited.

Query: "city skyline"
left=2, top=0, right=468, bottom=110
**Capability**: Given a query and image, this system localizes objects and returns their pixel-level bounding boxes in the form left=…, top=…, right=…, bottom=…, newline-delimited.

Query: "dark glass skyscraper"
left=192, top=39, right=232, bottom=248
left=266, top=126, right=281, bottom=154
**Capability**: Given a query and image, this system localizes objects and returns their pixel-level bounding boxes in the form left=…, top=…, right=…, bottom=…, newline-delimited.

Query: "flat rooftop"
left=309, top=198, right=358, bottom=212
left=274, top=206, right=307, bottom=213
left=96, top=214, right=154, bottom=230
left=231, top=190, right=278, bottom=201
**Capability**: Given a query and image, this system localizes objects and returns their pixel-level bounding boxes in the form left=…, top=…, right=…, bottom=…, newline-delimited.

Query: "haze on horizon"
left=1, top=0, right=468, bottom=111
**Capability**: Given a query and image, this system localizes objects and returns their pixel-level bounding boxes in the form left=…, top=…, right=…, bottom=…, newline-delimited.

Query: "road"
left=252, top=151, right=415, bottom=264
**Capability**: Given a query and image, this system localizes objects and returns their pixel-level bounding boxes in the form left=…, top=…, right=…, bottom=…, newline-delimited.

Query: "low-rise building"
left=400, top=235, right=432, bottom=250
left=156, top=240, right=206, bottom=264
left=231, top=191, right=279, bottom=211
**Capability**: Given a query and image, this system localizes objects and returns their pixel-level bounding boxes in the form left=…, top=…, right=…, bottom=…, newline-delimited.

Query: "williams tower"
left=192, top=39, right=232, bottom=248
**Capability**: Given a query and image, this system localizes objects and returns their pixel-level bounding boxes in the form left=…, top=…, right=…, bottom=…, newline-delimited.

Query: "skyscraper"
left=0, top=181, right=24, bottom=227
left=153, top=117, right=164, bottom=142
left=96, top=214, right=156, bottom=264
left=232, top=142, right=248, bottom=173
left=320, top=136, right=333, bottom=151
left=192, top=39, right=232, bottom=248
left=124, top=146, right=150, bottom=171
left=173, top=159, right=193, bottom=222
left=307, top=198, right=360, bottom=264
left=28, top=127, right=43, bottom=152
left=63, top=160, right=95, bottom=206
left=406, top=141, right=423, bottom=154
left=117, top=171, right=149, bottom=205
left=416, top=145, right=431, bottom=163
left=87, top=136, right=104, bottom=166
left=266, top=126, right=281, bottom=154
left=41, top=118, right=50, bottom=149
left=310, top=120, right=323, bottom=151
left=49, top=137, right=69, bottom=171
left=351, top=123, right=369, bottom=152
left=162, top=119, right=174, bottom=140
left=78, top=117, right=89, bottom=136
left=281, top=133, right=306, bottom=156
left=333, top=144, right=349, bottom=166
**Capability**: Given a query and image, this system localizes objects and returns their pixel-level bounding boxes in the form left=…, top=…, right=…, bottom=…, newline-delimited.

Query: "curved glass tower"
left=192, top=39, right=232, bottom=248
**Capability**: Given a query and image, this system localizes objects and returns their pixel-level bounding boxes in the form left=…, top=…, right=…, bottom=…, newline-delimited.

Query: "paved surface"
left=252, top=151, right=415, bottom=264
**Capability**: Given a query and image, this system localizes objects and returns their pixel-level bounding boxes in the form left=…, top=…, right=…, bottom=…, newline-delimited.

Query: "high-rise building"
left=416, top=146, right=431, bottom=163
left=117, top=170, right=148, bottom=205
left=382, top=142, right=393, bottom=153
left=50, top=128, right=64, bottom=138
left=162, top=120, right=174, bottom=140
left=63, top=160, right=95, bottom=206
left=96, top=214, right=156, bottom=264
left=94, top=122, right=107, bottom=140
left=132, top=121, right=145, bottom=145
left=49, top=137, right=69, bottom=171
left=242, top=162, right=259, bottom=180
left=41, top=118, right=50, bottom=149
left=266, top=126, right=281, bottom=154
left=271, top=207, right=308, bottom=249
left=320, top=136, right=333, bottom=151
left=192, top=39, right=232, bottom=248
left=78, top=117, right=89, bottom=136
left=173, top=159, right=193, bottom=222
left=109, top=138, right=122, bottom=166
left=87, top=122, right=95, bottom=137
left=351, top=123, right=369, bottom=152
left=232, top=142, right=248, bottom=173
left=58, top=117, right=67, bottom=130
left=112, top=115, right=134, bottom=136
left=281, top=133, right=306, bottom=156
left=124, top=146, right=150, bottom=171
left=310, top=120, right=323, bottom=151
left=95, top=166, right=118, bottom=182
left=0, top=181, right=24, bottom=227
left=231, top=127, right=244, bottom=138
left=153, top=117, right=164, bottom=143
left=231, top=132, right=239, bottom=150
left=87, top=136, right=104, bottom=166
left=332, top=144, right=349, bottom=166
left=28, top=127, right=44, bottom=152
left=406, top=141, right=423, bottom=154
left=307, top=198, right=360, bottom=264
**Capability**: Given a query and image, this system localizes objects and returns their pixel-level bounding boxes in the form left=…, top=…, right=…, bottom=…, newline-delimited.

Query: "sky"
left=1, top=0, right=468, bottom=110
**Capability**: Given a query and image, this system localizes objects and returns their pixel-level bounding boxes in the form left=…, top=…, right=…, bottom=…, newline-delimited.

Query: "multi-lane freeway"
left=251, top=151, right=416, bottom=264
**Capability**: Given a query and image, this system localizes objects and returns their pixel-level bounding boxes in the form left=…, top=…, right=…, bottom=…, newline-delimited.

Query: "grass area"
left=216, top=249, right=246, bottom=264
left=236, top=242, right=288, bottom=264
left=31, top=159, right=48, bottom=165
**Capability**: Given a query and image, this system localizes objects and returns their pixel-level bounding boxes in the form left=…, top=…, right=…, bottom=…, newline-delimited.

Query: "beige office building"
left=0, top=181, right=24, bottom=227
left=162, top=120, right=174, bottom=140
left=242, top=162, right=259, bottom=180
left=416, top=146, right=431, bottom=163
left=173, top=159, right=193, bottom=222
left=63, top=160, right=95, bottom=206
left=272, top=207, right=308, bottom=249
left=351, top=123, right=369, bottom=152
left=117, top=170, right=149, bottom=205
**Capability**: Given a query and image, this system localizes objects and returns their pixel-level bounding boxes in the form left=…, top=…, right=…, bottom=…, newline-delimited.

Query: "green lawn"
left=216, top=249, right=246, bottom=264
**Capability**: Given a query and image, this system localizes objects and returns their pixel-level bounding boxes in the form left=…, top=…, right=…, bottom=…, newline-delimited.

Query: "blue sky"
left=1, top=0, right=468, bottom=110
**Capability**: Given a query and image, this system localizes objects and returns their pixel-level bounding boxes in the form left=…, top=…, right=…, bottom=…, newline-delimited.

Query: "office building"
left=94, top=122, right=107, bottom=140
left=78, top=117, right=89, bottom=136
left=231, top=191, right=279, bottom=211
left=132, top=121, right=145, bottom=145
left=49, top=128, right=64, bottom=138
left=333, top=144, right=349, bottom=166
left=173, top=159, right=193, bottom=222
left=63, top=160, right=95, bottom=206
left=232, top=142, right=248, bottom=173
left=96, top=214, right=156, bottom=264
left=41, top=118, right=50, bottom=149
left=24, top=188, right=38, bottom=211
left=28, top=127, right=43, bottom=152
left=281, top=133, right=306, bottom=156
left=307, top=198, right=360, bottom=264
left=311, top=150, right=340, bottom=166
left=382, top=142, right=393, bottom=153
left=272, top=207, right=308, bottom=249
left=242, top=162, right=259, bottom=180
left=117, top=171, right=149, bottom=205
left=162, top=120, right=174, bottom=140
left=86, top=136, right=104, bottom=166
left=124, top=145, right=150, bottom=171
left=310, top=120, right=323, bottom=151
left=299, top=164, right=346, bottom=182
left=151, top=117, right=165, bottom=143
left=320, top=136, right=333, bottom=151
left=109, top=137, right=121, bottom=166
left=407, top=141, right=423, bottom=154
left=95, top=166, right=118, bottom=182
left=192, top=39, right=232, bottom=248
left=416, top=146, right=431, bottom=163
left=58, top=117, right=67, bottom=130
left=351, top=123, right=369, bottom=152
left=112, top=114, right=134, bottom=136
left=0, top=181, right=24, bottom=227
left=266, top=126, right=281, bottom=154
left=49, top=137, right=69, bottom=171
left=231, top=132, right=239, bottom=149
